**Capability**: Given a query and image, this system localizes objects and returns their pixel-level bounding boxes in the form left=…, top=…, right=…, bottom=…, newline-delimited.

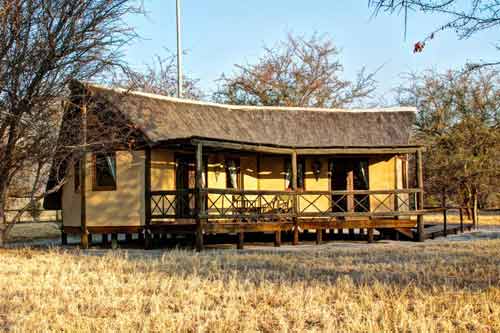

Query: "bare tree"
left=214, top=33, right=377, bottom=108
left=113, top=52, right=203, bottom=99
left=396, top=68, right=500, bottom=213
left=369, top=0, right=500, bottom=67
left=0, top=0, right=141, bottom=246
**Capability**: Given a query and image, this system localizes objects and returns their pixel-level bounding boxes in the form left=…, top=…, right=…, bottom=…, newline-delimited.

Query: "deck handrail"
left=149, top=188, right=423, bottom=220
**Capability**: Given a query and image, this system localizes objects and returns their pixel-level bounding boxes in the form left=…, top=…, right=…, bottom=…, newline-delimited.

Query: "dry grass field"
left=1, top=238, right=499, bottom=332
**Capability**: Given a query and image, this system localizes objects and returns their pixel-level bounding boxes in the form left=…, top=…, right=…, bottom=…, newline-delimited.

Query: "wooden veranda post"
left=291, top=151, right=299, bottom=245
left=144, top=147, right=152, bottom=249
left=195, top=143, right=204, bottom=251
left=416, top=149, right=425, bottom=242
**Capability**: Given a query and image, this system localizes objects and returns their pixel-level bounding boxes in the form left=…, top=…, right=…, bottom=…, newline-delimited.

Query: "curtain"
left=226, top=160, right=238, bottom=188
left=105, top=155, right=116, bottom=181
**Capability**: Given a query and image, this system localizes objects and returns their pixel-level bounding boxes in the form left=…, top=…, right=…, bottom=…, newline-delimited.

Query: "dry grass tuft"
left=0, top=240, right=499, bottom=332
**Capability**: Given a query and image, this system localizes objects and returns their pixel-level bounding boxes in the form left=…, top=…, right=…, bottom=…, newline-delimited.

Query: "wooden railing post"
left=416, top=149, right=425, bottom=242
left=195, top=142, right=204, bottom=251
left=144, top=147, right=152, bottom=249
left=291, top=151, right=299, bottom=245
left=442, top=192, right=447, bottom=237
left=459, top=207, right=464, bottom=233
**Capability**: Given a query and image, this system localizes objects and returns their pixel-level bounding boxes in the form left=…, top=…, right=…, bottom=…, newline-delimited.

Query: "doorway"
left=330, top=158, right=370, bottom=213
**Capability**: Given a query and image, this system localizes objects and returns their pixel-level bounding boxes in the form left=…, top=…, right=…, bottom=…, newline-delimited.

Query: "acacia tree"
left=214, top=33, right=377, bottom=107
left=397, top=69, right=500, bottom=213
left=369, top=0, right=500, bottom=67
left=0, top=0, right=140, bottom=246
left=114, top=52, right=202, bottom=99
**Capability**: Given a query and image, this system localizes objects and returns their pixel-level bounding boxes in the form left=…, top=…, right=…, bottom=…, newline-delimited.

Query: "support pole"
left=80, top=232, right=89, bottom=249
left=316, top=228, right=322, bottom=244
left=237, top=232, right=244, bottom=250
left=442, top=193, right=447, bottom=237
left=102, top=233, right=108, bottom=247
left=176, top=0, right=183, bottom=98
left=459, top=208, right=464, bottom=233
left=291, top=151, right=299, bottom=245
left=144, top=147, right=152, bottom=249
left=61, top=232, right=68, bottom=246
left=274, top=230, right=281, bottom=247
left=416, top=149, right=425, bottom=242
left=367, top=228, right=374, bottom=243
left=111, top=233, right=118, bottom=249
left=80, top=99, right=88, bottom=249
left=195, top=143, right=204, bottom=251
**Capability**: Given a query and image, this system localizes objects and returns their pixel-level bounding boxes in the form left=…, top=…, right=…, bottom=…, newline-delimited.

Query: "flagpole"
left=176, top=0, right=183, bottom=98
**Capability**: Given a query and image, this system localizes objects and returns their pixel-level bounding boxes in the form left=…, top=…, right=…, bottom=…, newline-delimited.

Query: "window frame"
left=92, top=151, right=117, bottom=191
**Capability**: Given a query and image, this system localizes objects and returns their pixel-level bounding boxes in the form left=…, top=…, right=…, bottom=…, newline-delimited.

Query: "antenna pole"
left=176, top=0, right=183, bottom=98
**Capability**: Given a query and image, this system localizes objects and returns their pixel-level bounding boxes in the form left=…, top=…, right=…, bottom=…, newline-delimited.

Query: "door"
left=330, top=159, right=370, bottom=213
left=176, top=156, right=196, bottom=217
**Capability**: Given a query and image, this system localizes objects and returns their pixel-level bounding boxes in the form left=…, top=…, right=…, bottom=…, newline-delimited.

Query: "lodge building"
left=44, top=83, right=426, bottom=250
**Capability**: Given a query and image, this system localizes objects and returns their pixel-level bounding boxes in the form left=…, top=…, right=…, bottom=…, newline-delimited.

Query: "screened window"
left=93, top=152, right=116, bottom=191
left=225, top=159, right=240, bottom=189
left=284, top=159, right=305, bottom=190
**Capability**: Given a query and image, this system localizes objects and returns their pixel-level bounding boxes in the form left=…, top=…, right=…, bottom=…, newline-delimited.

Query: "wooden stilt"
left=101, top=233, right=108, bottom=247
left=367, top=228, right=374, bottom=243
left=126, top=233, right=133, bottom=243
left=339, top=228, right=345, bottom=239
left=459, top=208, right=464, bottom=233
left=138, top=231, right=144, bottom=242
left=237, top=232, right=244, bottom=250
left=442, top=193, right=447, bottom=237
left=349, top=228, right=355, bottom=239
left=274, top=230, right=281, bottom=247
left=61, top=232, right=68, bottom=246
left=292, top=225, right=299, bottom=245
left=416, top=149, right=425, bottom=242
left=316, top=228, right=322, bottom=244
left=153, top=233, right=160, bottom=247
left=80, top=232, right=89, bottom=249
left=322, top=229, right=327, bottom=241
left=144, top=230, right=152, bottom=249
left=111, top=233, right=118, bottom=249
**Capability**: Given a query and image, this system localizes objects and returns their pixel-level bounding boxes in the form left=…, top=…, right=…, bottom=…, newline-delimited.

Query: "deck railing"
left=150, top=188, right=422, bottom=220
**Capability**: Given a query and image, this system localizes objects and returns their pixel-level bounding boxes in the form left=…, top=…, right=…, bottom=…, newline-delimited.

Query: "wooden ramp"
left=417, top=223, right=474, bottom=240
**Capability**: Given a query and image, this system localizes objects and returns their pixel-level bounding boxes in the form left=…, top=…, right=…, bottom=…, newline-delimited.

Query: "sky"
left=124, top=0, right=499, bottom=104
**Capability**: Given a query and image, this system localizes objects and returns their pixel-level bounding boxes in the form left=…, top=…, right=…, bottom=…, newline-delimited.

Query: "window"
left=74, top=159, right=80, bottom=192
left=284, top=159, right=305, bottom=190
left=93, top=152, right=116, bottom=191
left=225, top=159, right=240, bottom=189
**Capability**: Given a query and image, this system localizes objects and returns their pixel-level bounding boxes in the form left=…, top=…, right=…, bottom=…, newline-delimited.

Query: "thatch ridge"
left=85, top=83, right=416, bottom=114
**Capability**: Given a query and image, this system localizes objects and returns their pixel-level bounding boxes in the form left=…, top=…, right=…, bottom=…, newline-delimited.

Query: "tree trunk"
left=0, top=188, right=8, bottom=248
left=472, top=191, right=479, bottom=229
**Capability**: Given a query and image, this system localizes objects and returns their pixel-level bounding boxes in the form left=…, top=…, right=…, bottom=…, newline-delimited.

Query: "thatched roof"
left=87, top=84, right=416, bottom=148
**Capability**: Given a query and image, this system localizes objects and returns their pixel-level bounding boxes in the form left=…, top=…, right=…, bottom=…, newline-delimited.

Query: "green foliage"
left=398, top=69, right=500, bottom=207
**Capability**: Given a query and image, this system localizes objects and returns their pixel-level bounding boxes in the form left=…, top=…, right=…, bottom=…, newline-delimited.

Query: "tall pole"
left=176, top=0, right=183, bottom=98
